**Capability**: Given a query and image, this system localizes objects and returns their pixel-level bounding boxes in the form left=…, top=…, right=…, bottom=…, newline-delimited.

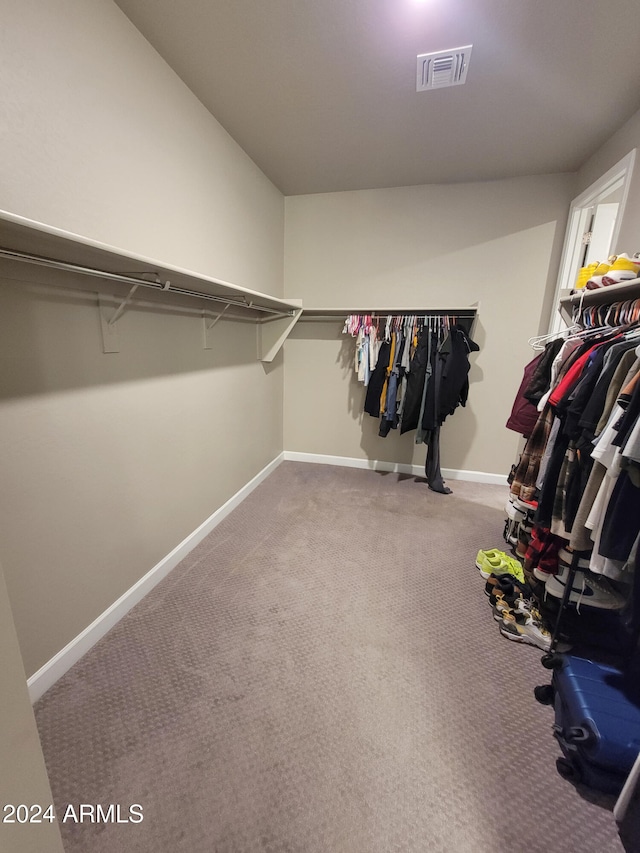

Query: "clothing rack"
left=0, top=209, right=307, bottom=360
left=0, top=246, right=294, bottom=317
left=345, top=309, right=480, bottom=494
left=509, top=290, right=640, bottom=661
left=300, top=307, right=477, bottom=325
left=335, top=309, right=477, bottom=338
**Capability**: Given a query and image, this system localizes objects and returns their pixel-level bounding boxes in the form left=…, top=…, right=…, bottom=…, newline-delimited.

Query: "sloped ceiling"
left=114, top=0, right=640, bottom=195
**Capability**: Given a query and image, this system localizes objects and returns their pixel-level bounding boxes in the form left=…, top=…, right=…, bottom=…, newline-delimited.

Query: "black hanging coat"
left=400, top=327, right=430, bottom=434
left=523, top=338, right=564, bottom=405
left=364, top=341, right=391, bottom=418
left=436, top=325, right=479, bottom=424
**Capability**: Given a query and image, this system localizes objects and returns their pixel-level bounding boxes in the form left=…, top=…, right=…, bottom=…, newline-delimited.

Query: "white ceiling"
left=114, top=0, right=640, bottom=196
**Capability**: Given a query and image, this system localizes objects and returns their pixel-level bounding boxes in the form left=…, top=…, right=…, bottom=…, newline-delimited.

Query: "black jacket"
left=400, top=327, right=430, bottom=434
left=523, top=338, right=564, bottom=405
left=436, top=325, right=479, bottom=424
left=364, top=341, right=391, bottom=418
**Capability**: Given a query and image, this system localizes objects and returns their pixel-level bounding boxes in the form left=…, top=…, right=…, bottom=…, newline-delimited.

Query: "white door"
left=583, top=202, right=620, bottom=266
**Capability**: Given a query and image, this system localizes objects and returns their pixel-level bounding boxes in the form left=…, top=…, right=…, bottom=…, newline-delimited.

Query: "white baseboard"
left=283, top=451, right=507, bottom=486
left=27, top=453, right=285, bottom=703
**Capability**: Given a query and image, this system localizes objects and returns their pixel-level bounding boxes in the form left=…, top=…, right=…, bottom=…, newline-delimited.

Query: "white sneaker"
left=558, top=547, right=591, bottom=569
left=533, top=567, right=553, bottom=583
left=544, top=567, right=626, bottom=610
left=504, top=500, right=526, bottom=523
left=499, top=612, right=551, bottom=651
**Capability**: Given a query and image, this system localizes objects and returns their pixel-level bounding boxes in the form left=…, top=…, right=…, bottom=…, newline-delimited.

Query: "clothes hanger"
left=567, top=319, right=612, bottom=338
left=527, top=325, right=579, bottom=350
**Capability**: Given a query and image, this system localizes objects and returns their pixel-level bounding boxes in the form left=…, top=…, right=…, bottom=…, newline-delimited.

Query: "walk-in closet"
left=2, top=1, right=640, bottom=852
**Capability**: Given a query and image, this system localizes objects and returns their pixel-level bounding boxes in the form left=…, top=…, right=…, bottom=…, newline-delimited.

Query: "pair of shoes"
left=582, top=260, right=613, bottom=289
left=492, top=593, right=533, bottom=621
left=498, top=604, right=552, bottom=651
left=485, top=572, right=532, bottom=602
left=574, top=261, right=601, bottom=290
left=584, top=255, right=640, bottom=289
left=504, top=499, right=526, bottom=524
left=476, top=549, right=525, bottom=584
left=602, top=254, right=640, bottom=285
left=508, top=495, right=538, bottom=512
left=544, top=565, right=626, bottom=610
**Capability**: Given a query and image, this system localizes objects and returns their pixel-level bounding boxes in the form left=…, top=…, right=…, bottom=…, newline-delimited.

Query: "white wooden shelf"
left=0, top=209, right=303, bottom=361
left=299, top=306, right=479, bottom=321
left=558, top=278, right=640, bottom=324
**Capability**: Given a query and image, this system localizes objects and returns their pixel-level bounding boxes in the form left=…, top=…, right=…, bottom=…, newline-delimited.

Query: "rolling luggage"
left=550, top=655, right=640, bottom=794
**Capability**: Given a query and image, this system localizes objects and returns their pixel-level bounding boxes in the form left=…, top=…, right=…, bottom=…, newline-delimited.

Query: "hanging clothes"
left=415, top=330, right=434, bottom=444
left=400, top=323, right=431, bottom=434
left=524, top=338, right=565, bottom=405
left=364, top=339, right=391, bottom=417
left=400, top=321, right=479, bottom=433
left=436, top=324, right=480, bottom=423
left=508, top=294, right=640, bottom=603
left=506, top=351, right=545, bottom=438
left=506, top=338, right=565, bottom=438
left=379, top=327, right=405, bottom=437
left=424, top=426, right=450, bottom=494
left=402, top=318, right=479, bottom=492
left=346, top=312, right=479, bottom=494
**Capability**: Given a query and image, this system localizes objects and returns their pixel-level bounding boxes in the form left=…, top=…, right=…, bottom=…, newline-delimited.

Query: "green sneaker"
left=475, top=549, right=525, bottom=583
left=475, top=549, right=510, bottom=578
left=505, top=556, right=525, bottom=585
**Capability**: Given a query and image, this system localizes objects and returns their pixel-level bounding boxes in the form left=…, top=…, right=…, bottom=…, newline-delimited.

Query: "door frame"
left=549, top=149, right=636, bottom=333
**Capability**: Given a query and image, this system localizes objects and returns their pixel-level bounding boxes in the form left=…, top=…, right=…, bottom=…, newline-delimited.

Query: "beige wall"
left=0, top=275, right=283, bottom=676
left=0, top=0, right=284, bottom=295
left=283, top=175, right=575, bottom=476
left=0, top=560, right=64, bottom=853
left=576, top=106, right=640, bottom=256
left=0, top=0, right=285, bottom=677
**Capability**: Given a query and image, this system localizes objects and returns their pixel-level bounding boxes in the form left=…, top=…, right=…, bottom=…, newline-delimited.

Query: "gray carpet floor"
left=35, top=462, right=626, bottom=852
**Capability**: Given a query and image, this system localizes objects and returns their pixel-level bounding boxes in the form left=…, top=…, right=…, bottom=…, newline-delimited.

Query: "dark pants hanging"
left=425, top=426, right=452, bottom=494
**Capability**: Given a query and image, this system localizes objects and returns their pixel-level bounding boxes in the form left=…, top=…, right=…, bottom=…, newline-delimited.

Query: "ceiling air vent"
left=416, top=45, right=472, bottom=91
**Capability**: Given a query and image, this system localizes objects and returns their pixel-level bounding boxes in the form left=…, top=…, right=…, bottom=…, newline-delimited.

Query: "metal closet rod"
left=300, top=310, right=477, bottom=322
left=0, top=247, right=293, bottom=317
left=351, top=311, right=477, bottom=317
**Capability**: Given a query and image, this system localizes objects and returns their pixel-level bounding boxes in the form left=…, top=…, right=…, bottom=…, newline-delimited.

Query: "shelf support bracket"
left=203, top=303, right=231, bottom=349
left=257, top=301, right=303, bottom=362
left=108, top=283, right=140, bottom=327
left=98, top=284, right=140, bottom=353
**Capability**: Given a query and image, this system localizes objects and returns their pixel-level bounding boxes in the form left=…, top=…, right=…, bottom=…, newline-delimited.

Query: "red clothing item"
left=506, top=352, right=543, bottom=437
left=524, top=525, right=564, bottom=574
left=548, top=345, right=600, bottom=407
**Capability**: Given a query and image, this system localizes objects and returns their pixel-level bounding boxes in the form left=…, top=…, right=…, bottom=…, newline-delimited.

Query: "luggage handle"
left=552, top=723, right=594, bottom=745
left=565, top=726, right=593, bottom=745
